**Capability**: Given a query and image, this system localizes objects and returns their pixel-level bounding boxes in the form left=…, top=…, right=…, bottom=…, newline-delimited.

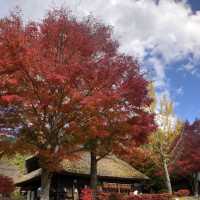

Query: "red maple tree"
left=0, top=9, right=155, bottom=199
left=171, top=120, right=200, bottom=196
left=0, top=175, right=15, bottom=196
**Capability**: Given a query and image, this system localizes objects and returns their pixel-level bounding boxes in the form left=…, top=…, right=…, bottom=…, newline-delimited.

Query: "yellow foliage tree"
left=149, top=95, right=183, bottom=194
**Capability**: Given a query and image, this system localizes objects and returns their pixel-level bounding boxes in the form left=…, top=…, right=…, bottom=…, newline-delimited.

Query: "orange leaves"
left=0, top=8, right=155, bottom=173
left=81, top=188, right=93, bottom=200
left=7, top=78, right=18, bottom=85
left=171, top=120, right=200, bottom=175
left=81, top=191, right=173, bottom=200
left=0, top=175, right=15, bottom=195
left=70, top=90, right=82, bottom=102
left=97, top=130, right=110, bottom=137
left=46, top=73, right=66, bottom=84
left=1, top=95, right=21, bottom=103
left=89, top=127, right=110, bottom=138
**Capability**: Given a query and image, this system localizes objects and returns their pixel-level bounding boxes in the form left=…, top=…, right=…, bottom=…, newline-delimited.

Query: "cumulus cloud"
left=1, top=0, right=200, bottom=100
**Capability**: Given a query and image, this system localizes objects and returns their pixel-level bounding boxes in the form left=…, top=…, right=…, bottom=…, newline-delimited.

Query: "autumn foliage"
left=0, top=9, right=155, bottom=168
left=0, top=8, right=155, bottom=199
left=0, top=175, right=15, bottom=195
left=122, top=147, right=154, bottom=172
left=171, top=120, right=200, bottom=175
left=81, top=189, right=172, bottom=200
left=169, top=120, right=200, bottom=196
left=81, top=188, right=93, bottom=200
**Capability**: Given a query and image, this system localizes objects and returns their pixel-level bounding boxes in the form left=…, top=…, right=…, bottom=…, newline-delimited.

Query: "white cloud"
left=184, top=63, right=194, bottom=71
left=146, top=57, right=166, bottom=86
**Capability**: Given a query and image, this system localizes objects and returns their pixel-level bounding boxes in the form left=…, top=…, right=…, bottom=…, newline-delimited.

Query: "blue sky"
left=167, top=0, right=200, bottom=122
left=1, top=0, right=200, bottom=122
left=188, top=0, right=200, bottom=11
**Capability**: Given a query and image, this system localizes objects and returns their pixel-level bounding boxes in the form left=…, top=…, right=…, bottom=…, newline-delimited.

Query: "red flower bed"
left=81, top=188, right=93, bottom=200
left=100, top=193, right=123, bottom=200
left=81, top=189, right=172, bottom=200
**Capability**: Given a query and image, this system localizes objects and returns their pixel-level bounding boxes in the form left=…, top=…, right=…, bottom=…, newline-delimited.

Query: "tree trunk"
left=194, top=172, right=199, bottom=197
left=90, top=151, right=98, bottom=200
left=40, top=169, right=52, bottom=200
left=163, top=157, right=172, bottom=194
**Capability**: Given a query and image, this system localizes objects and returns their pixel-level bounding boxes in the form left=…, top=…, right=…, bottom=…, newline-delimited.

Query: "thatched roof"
left=0, top=160, right=20, bottom=182
left=62, top=152, right=148, bottom=179
left=15, top=168, right=41, bottom=185
left=15, top=152, right=148, bottom=185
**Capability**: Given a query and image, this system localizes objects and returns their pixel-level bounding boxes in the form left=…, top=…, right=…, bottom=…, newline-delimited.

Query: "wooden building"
left=15, top=152, right=149, bottom=200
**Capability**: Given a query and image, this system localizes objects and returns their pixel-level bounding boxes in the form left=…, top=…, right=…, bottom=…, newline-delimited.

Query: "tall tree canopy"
left=149, top=96, right=183, bottom=194
left=0, top=9, right=155, bottom=199
left=124, top=90, right=183, bottom=193
left=171, top=120, right=200, bottom=196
